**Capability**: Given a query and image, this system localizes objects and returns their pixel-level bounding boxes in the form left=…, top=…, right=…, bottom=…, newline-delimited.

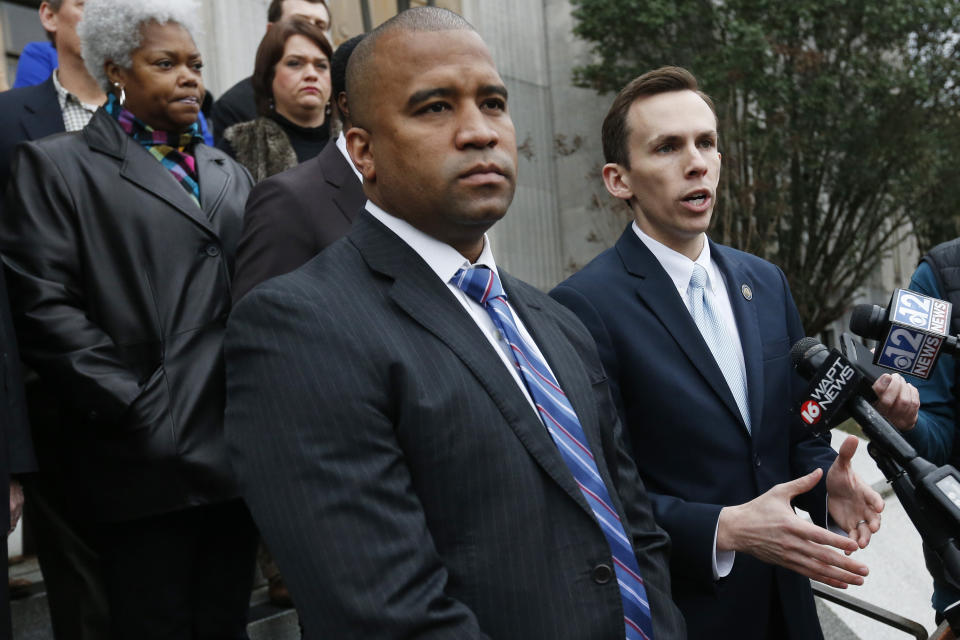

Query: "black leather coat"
left=0, top=108, right=252, bottom=522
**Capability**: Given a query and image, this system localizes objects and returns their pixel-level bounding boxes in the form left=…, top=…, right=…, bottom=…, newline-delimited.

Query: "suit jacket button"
left=205, top=244, right=221, bottom=257
left=754, top=454, right=762, bottom=467
left=592, top=563, right=614, bottom=584
left=87, top=410, right=99, bottom=422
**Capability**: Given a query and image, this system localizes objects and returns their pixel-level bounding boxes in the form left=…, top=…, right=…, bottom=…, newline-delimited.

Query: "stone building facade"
left=0, top=0, right=923, bottom=332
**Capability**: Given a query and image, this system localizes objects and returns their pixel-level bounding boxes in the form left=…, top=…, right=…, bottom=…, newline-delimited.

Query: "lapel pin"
left=741, top=284, right=753, bottom=301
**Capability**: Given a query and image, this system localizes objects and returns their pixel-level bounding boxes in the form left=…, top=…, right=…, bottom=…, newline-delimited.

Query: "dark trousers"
left=23, top=473, right=110, bottom=640
left=97, top=500, right=258, bottom=640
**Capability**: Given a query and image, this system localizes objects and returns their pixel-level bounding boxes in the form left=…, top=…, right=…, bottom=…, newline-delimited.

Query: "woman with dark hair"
left=220, top=17, right=333, bottom=181
left=0, top=0, right=257, bottom=636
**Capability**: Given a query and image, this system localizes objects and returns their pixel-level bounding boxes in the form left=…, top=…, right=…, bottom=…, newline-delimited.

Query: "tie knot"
left=451, top=266, right=505, bottom=305
left=689, top=263, right=708, bottom=291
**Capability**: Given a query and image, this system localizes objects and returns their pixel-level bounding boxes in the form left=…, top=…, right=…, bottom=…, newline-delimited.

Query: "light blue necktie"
left=452, top=266, right=655, bottom=640
left=688, top=264, right=751, bottom=432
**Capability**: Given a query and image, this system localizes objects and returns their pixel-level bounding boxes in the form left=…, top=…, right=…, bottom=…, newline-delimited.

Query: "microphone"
left=791, top=337, right=960, bottom=528
left=791, top=338, right=917, bottom=460
left=848, top=289, right=956, bottom=380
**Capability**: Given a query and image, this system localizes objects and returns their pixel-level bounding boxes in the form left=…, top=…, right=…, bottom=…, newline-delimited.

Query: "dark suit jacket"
left=0, top=78, right=47, bottom=484
left=551, top=226, right=837, bottom=640
left=231, top=139, right=365, bottom=301
left=225, top=212, right=687, bottom=639
left=211, top=76, right=255, bottom=146
left=0, top=262, right=37, bottom=640
left=0, top=77, right=65, bottom=208
left=1, top=108, right=251, bottom=522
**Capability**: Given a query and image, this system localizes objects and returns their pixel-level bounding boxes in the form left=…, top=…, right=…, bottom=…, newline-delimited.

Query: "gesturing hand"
left=826, top=435, right=884, bottom=549
left=717, top=468, right=870, bottom=589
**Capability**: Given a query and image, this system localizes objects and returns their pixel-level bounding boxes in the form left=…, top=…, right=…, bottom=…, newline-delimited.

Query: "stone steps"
left=9, top=559, right=302, bottom=640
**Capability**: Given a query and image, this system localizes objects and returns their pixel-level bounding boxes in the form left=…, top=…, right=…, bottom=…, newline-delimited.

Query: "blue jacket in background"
left=12, top=41, right=56, bottom=89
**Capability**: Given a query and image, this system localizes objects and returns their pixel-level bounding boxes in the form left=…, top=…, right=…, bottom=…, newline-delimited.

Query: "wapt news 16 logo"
left=799, top=350, right=860, bottom=432
left=875, top=289, right=951, bottom=380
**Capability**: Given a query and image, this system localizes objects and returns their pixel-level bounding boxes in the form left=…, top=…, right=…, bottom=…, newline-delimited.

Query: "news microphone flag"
left=794, top=343, right=864, bottom=435
left=871, top=289, right=950, bottom=380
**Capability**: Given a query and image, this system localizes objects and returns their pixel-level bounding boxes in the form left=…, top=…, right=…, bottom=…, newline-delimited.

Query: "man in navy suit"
left=0, top=0, right=104, bottom=203
left=551, top=66, right=919, bottom=639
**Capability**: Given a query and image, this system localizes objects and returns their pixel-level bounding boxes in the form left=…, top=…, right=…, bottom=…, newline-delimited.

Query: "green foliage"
left=572, top=0, right=960, bottom=333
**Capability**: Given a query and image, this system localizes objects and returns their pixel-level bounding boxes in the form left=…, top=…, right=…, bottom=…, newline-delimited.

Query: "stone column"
left=463, top=0, right=565, bottom=290
left=196, top=0, right=270, bottom=98
left=543, top=0, right=631, bottom=277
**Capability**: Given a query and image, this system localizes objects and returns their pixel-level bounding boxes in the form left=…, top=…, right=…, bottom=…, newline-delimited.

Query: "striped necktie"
left=688, top=264, right=751, bottom=431
left=452, top=266, right=655, bottom=640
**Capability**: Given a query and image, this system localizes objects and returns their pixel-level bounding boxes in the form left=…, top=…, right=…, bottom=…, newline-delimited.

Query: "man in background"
left=0, top=0, right=103, bottom=203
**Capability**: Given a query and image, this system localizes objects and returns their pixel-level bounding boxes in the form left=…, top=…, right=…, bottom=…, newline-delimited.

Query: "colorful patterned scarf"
left=105, top=93, right=204, bottom=208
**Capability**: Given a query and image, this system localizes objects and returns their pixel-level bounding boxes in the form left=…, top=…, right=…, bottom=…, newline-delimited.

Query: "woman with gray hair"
left=0, top=0, right=258, bottom=637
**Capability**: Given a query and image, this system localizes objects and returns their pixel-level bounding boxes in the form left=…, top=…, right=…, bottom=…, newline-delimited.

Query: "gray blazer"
left=224, top=211, right=687, bottom=639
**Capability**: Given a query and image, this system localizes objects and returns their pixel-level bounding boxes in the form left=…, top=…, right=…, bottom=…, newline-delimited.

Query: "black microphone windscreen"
left=850, top=304, right=887, bottom=340
left=790, top=337, right=821, bottom=368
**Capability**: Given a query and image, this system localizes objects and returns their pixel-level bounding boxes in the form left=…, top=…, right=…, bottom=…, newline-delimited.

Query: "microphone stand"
left=865, top=439, right=960, bottom=630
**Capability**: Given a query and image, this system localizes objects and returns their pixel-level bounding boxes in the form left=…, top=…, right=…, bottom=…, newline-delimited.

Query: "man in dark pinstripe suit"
left=225, top=7, right=685, bottom=639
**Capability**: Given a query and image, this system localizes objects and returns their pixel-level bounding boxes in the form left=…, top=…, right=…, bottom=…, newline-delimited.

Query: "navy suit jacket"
left=551, top=225, right=837, bottom=640
left=225, top=212, right=687, bottom=639
left=0, top=78, right=65, bottom=208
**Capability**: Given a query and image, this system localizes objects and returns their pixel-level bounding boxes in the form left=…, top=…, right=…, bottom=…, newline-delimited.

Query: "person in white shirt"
left=551, top=65, right=919, bottom=640
left=224, top=8, right=687, bottom=638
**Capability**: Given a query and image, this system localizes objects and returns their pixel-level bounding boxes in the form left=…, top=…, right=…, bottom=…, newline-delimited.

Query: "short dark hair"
left=267, top=0, right=330, bottom=25
left=330, top=33, right=364, bottom=122
left=346, top=7, right=474, bottom=128
left=252, top=17, right=333, bottom=117
left=601, top=66, right=716, bottom=168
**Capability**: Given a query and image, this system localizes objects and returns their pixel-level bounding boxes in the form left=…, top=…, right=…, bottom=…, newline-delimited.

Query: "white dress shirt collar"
left=631, top=222, right=721, bottom=298
left=335, top=131, right=364, bottom=183
left=365, top=200, right=499, bottom=284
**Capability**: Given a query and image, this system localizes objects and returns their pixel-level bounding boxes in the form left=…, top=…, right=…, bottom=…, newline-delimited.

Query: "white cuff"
left=826, top=493, right=845, bottom=536
left=712, top=517, right=735, bottom=580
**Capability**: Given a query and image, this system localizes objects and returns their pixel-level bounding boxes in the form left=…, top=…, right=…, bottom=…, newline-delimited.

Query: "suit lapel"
left=712, top=243, right=765, bottom=435
left=352, top=214, right=593, bottom=515
left=322, top=142, right=366, bottom=225
left=616, top=227, right=748, bottom=434
left=195, top=144, right=230, bottom=221
left=120, top=139, right=216, bottom=237
left=21, top=79, right=66, bottom=141
left=84, top=110, right=216, bottom=237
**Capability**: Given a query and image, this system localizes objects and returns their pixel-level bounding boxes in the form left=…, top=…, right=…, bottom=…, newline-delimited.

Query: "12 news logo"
left=877, top=290, right=948, bottom=380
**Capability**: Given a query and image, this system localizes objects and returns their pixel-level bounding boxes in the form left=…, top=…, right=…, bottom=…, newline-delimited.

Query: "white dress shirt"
left=335, top=131, right=364, bottom=183
left=367, top=201, right=555, bottom=416
left=632, top=222, right=738, bottom=579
